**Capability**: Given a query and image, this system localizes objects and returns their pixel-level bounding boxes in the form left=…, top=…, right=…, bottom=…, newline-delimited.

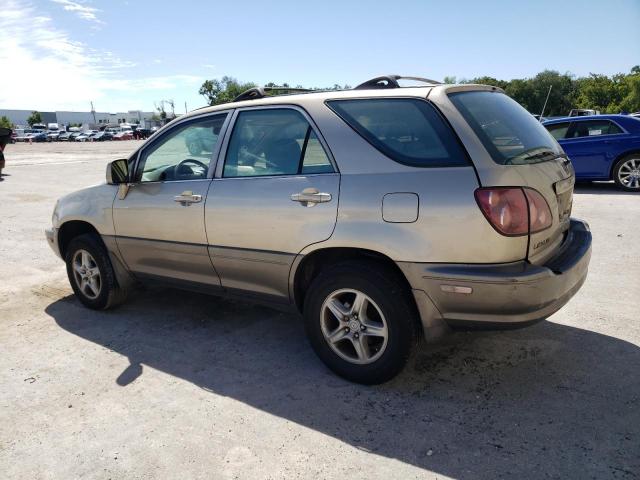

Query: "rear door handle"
left=174, top=191, right=202, bottom=206
left=290, top=188, right=332, bottom=207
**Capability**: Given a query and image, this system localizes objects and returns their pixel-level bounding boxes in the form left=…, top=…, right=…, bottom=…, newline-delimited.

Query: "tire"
left=303, top=261, right=418, bottom=384
left=65, top=233, right=128, bottom=310
left=613, top=154, right=640, bottom=191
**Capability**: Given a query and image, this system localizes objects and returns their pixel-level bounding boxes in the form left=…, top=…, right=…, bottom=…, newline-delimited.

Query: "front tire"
left=613, top=155, right=640, bottom=191
left=303, top=261, right=418, bottom=384
left=65, top=233, right=127, bottom=310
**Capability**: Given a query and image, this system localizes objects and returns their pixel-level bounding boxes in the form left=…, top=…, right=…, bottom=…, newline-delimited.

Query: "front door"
left=113, top=112, right=230, bottom=287
left=205, top=107, right=340, bottom=302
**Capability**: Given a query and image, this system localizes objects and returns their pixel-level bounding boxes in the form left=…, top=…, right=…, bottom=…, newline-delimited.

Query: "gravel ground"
left=1, top=141, right=639, bottom=480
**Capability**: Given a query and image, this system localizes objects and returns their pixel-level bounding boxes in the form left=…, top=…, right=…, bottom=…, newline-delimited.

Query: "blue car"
left=543, top=115, right=640, bottom=191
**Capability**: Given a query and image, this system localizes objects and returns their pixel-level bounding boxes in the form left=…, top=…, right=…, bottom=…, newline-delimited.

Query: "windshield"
left=449, top=90, right=564, bottom=165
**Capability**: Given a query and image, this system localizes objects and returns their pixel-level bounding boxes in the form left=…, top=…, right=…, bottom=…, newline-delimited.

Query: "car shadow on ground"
left=574, top=181, right=636, bottom=195
left=46, top=288, right=639, bottom=479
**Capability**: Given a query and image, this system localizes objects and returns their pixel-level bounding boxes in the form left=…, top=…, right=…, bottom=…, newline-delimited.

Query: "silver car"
left=46, top=75, right=592, bottom=384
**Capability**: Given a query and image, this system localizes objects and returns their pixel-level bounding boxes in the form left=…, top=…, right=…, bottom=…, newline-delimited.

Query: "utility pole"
left=90, top=101, right=96, bottom=125
left=185, top=101, right=188, bottom=114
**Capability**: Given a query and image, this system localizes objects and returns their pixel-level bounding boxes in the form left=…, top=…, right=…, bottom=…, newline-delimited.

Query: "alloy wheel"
left=618, top=158, right=640, bottom=189
left=72, top=249, right=102, bottom=299
left=320, top=288, right=389, bottom=365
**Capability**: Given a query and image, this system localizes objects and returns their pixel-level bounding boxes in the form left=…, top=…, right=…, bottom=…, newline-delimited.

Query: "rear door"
left=205, top=106, right=339, bottom=302
left=559, top=120, right=625, bottom=178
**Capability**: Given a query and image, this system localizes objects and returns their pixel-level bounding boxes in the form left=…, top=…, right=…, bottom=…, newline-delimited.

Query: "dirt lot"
left=1, top=141, right=639, bottom=479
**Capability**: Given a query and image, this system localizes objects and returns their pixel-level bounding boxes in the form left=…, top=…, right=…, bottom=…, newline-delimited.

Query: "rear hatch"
left=448, top=90, right=574, bottom=263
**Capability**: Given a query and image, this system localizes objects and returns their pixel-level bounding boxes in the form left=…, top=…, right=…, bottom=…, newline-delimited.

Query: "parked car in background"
left=46, top=77, right=592, bottom=384
left=25, top=132, right=47, bottom=142
left=47, top=131, right=62, bottom=142
left=112, top=131, right=133, bottom=141
left=544, top=115, right=640, bottom=190
left=69, top=132, right=84, bottom=141
left=133, top=128, right=151, bottom=140
left=568, top=109, right=600, bottom=117
left=31, top=123, right=47, bottom=132
left=14, top=129, right=33, bottom=142
left=91, top=132, right=113, bottom=141
left=57, top=132, right=72, bottom=141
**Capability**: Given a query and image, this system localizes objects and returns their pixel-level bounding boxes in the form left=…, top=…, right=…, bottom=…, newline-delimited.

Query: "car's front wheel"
left=613, top=155, right=640, bottom=191
left=303, top=261, right=418, bottom=384
left=65, top=233, right=127, bottom=310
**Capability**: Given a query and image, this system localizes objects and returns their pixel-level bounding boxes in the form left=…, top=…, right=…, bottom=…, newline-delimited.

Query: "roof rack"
left=354, top=75, right=442, bottom=90
left=233, top=86, right=315, bottom=102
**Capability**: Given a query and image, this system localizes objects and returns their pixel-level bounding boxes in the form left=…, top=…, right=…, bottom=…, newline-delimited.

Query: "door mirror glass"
left=106, top=158, right=129, bottom=184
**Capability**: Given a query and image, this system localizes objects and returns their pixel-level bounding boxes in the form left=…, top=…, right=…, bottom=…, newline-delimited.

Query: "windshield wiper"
left=505, top=147, right=557, bottom=165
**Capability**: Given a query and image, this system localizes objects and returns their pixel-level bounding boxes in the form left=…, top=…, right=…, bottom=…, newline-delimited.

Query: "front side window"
left=327, top=98, right=468, bottom=167
left=223, top=109, right=333, bottom=177
left=449, top=91, right=564, bottom=165
left=135, top=113, right=227, bottom=182
left=569, top=120, right=623, bottom=138
left=545, top=122, right=571, bottom=140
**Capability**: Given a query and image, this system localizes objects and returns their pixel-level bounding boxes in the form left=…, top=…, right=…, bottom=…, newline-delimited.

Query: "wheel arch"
left=609, top=149, right=640, bottom=179
left=291, top=247, right=416, bottom=314
left=58, top=220, right=102, bottom=259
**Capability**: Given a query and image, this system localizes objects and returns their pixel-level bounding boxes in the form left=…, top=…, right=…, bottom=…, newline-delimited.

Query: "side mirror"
left=106, top=159, right=129, bottom=185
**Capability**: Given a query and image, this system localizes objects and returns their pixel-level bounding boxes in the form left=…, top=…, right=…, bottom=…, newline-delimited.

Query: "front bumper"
left=399, top=219, right=592, bottom=327
left=45, top=227, right=61, bottom=259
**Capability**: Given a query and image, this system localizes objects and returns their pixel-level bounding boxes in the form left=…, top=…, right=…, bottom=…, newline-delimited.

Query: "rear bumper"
left=399, top=219, right=592, bottom=327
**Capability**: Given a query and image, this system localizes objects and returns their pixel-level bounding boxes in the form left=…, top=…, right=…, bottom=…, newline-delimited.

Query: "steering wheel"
left=173, top=158, right=209, bottom=179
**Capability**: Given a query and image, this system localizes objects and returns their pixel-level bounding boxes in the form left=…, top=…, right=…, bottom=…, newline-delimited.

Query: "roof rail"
left=233, top=86, right=315, bottom=103
left=354, top=75, right=442, bottom=90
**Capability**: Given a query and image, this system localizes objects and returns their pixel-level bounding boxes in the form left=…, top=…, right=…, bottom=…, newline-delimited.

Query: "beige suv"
left=46, top=75, right=592, bottom=384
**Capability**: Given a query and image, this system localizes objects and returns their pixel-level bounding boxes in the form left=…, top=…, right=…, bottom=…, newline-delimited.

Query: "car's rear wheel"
left=303, top=261, right=418, bottom=384
left=613, top=155, right=640, bottom=191
left=65, top=233, right=127, bottom=310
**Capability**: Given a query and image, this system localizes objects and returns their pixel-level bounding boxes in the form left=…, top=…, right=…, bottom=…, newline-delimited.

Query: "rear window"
left=568, top=120, right=623, bottom=138
left=449, top=91, right=564, bottom=165
left=326, top=98, right=469, bottom=167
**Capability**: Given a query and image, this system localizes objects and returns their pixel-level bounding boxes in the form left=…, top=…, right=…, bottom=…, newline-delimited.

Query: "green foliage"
left=199, top=76, right=257, bottom=105
left=0, top=116, right=13, bottom=129
left=201, top=68, right=640, bottom=114
left=27, top=111, right=42, bottom=127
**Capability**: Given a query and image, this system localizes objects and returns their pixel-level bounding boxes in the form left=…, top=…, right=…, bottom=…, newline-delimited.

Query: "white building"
left=0, top=109, right=157, bottom=129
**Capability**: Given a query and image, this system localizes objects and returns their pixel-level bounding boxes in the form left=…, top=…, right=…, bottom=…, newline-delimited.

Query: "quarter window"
left=223, top=109, right=333, bottom=177
left=327, top=98, right=468, bottom=167
left=569, top=120, right=623, bottom=138
left=135, top=114, right=227, bottom=182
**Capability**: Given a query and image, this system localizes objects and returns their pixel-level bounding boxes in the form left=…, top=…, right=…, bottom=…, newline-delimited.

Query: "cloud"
left=0, top=0, right=204, bottom=112
left=51, top=0, right=103, bottom=25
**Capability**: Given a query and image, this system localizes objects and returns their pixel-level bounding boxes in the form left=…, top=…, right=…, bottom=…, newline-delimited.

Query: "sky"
left=1, top=0, right=639, bottom=113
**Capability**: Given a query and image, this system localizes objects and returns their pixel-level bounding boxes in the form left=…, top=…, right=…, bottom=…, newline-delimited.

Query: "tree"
left=0, top=116, right=13, bottom=129
left=199, top=76, right=257, bottom=105
left=27, top=111, right=42, bottom=126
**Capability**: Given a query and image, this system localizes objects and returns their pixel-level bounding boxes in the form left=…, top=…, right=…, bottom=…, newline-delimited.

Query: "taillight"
left=475, top=187, right=552, bottom=236
left=524, top=188, right=552, bottom=233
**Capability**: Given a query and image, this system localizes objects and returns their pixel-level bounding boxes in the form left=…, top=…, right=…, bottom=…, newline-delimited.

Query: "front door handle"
left=174, top=191, right=202, bottom=206
left=290, top=188, right=332, bottom=207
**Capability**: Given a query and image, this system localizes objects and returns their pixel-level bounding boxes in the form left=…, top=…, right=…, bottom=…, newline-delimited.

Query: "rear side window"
left=326, top=98, right=469, bottom=167
left=569, top=120, right=623, bottom=138
left=223, top=109, right=334, bottom=178
left=545, top=122, right=571, bottom=140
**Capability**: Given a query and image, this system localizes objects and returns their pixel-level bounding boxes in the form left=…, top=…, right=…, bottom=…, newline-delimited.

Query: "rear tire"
left=303, top=261, right=418, bottom=384
left=613, top=155, right=640, bottom=191
left=65, top=233, right=128, bottom=310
